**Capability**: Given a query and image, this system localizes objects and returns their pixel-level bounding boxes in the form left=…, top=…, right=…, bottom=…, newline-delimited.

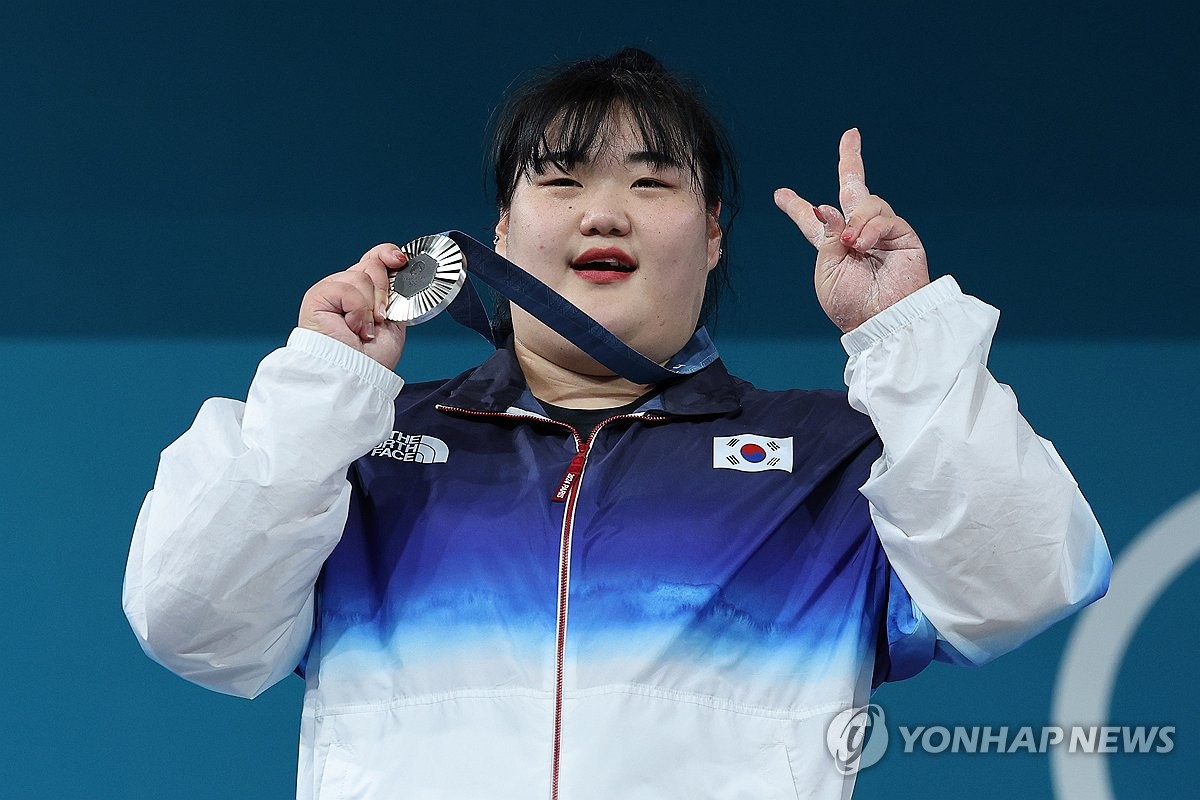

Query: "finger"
left=322, top=275, right=380, bottom=341
left=773, top=188, right=825, bottom=247
left=851, top=213, right=902, bottom=252
left=360, top=243, right=409, bottom=317
left=841, top=195, right=894, bottom=248
left=359, top=242, right=408, bottom=270
left=815, top=204, right=847, bottom=242
left=349, top=257, right=397, bottom=321
left=837, top=128, right=869, bottom=216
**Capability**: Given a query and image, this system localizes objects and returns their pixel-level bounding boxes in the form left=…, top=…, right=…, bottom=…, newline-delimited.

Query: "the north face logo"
left=369, top=430, right=449, bottom=463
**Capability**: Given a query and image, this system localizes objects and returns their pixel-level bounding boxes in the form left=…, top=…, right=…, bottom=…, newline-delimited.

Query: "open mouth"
left=571, top=248, right=637, bottom=274
left=570, top=258, right=636, bottom=273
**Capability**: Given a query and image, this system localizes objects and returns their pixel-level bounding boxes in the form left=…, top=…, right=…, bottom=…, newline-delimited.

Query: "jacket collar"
left=439, top=333, right=744, bottom=418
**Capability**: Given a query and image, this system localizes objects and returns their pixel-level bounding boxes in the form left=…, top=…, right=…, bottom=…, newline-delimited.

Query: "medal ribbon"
left=438, top=230, right=719, bottom=385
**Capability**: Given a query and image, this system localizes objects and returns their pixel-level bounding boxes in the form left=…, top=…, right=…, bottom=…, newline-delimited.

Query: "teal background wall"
left=3, top=1, right=1197, bottom=797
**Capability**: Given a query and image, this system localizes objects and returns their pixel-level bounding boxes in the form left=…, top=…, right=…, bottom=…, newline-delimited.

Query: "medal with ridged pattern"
left=384, top=233, right=467, bottom=324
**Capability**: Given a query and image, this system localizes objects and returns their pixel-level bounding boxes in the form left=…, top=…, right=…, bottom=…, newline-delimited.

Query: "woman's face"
left=495, top=111, right=722, bottom=377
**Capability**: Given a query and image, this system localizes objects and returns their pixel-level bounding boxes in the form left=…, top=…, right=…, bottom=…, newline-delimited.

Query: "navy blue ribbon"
left=441, top=230, right=719, bottom=385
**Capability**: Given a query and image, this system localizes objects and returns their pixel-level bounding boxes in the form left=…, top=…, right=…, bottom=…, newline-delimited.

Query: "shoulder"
left=732, top=376, right=875, bottom=436
left=394, top=371, right=470, bottom=415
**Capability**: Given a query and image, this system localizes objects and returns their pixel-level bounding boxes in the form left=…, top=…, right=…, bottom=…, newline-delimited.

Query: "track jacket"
left=123, top=276, right=1111, bottom=799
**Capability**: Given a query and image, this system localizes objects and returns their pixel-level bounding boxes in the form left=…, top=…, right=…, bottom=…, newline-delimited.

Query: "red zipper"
left=550, top=443, right=581, bottom=800
left=437, top=401, right=583, bottom=800
left=552, top=444, right=588, bottom=502
left=547, top=412, right=666, bottom=800
left=438, top=404, right=666, bottom=800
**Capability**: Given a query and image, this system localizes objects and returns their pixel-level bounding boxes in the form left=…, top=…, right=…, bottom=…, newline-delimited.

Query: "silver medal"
left=384, top=233, right=468, bottom=324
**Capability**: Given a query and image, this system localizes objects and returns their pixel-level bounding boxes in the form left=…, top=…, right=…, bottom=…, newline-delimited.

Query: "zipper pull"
left=552, top=442, right=589, bottom=503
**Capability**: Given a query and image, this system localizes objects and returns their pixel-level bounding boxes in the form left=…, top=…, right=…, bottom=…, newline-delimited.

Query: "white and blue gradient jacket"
left=123, top=277, right=1111, bottom=799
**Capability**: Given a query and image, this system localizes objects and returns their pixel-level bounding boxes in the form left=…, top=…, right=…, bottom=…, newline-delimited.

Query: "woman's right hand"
left=298, top=244, right=409, bottom=370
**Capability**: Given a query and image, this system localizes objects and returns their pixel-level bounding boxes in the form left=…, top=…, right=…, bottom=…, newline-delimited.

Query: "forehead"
left=531, top=105, right=691, bottom=171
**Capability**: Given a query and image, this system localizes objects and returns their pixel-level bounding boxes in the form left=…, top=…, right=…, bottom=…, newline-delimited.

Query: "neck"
left=513, top=337, right=655, bottom=409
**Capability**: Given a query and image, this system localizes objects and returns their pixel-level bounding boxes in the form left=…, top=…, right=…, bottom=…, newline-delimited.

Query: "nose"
left=578, top=187, right=630, bottom=237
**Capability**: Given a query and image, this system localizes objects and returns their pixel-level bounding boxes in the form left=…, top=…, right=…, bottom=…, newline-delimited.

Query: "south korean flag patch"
left=713, top=434, right=793, bottom=473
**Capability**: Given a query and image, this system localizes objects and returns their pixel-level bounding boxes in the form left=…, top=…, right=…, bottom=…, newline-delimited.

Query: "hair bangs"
left=523, top=90, right=700, bottom=192
left=491, top=50, right=728, bottom=212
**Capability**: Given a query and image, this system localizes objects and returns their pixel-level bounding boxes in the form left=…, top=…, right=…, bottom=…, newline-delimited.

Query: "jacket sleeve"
left=122, top=328, right=403, bottom=698
left=842, top=276, right=1112, bottom=667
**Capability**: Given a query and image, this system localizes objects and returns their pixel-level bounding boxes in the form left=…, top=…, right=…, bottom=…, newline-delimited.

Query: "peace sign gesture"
left=774, top=129, right=930, bottom=333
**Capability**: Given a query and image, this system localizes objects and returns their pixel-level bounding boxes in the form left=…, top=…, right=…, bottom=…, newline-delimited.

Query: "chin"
left=512, top=305, right=692, bottom=374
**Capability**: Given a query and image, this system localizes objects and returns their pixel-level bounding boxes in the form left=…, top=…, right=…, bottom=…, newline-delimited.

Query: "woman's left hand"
left=774, top=128, right=930, bottom=333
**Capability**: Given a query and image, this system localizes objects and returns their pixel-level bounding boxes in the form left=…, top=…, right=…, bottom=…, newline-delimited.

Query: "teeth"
left=574, top=256, right=630, bottom=269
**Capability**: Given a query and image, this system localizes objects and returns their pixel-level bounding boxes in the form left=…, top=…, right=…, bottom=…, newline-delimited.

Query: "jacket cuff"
left=286, top=327, right=404, bottom=399
left=841, top=276, right=964, bottom=356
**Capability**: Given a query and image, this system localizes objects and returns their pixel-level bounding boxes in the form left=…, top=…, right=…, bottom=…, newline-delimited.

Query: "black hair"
left=486, top=47, right=740, bottom=329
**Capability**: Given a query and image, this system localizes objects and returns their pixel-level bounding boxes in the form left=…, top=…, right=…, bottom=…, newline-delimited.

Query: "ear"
left=494, top=212, right=509, bottom=257
left=705, top=202, right=723, bottom=272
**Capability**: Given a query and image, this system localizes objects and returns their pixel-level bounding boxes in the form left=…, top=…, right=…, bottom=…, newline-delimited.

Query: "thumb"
left=811, top=203, right=846, bottom=244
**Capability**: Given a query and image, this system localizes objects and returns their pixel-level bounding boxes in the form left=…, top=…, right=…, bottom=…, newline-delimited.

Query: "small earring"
left=493, top=234, right=500, bottom=245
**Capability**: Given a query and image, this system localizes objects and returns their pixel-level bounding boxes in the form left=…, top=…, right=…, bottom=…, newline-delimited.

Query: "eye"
left=541, top=177, right=582, bottom=188
left=633, top=177, right=669, bottom=188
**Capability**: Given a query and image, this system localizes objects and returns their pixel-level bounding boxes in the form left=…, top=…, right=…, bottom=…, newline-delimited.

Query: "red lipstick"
left=571, top=247, right=637, bottom=269
left=570, top=247, right=637, bottom=284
